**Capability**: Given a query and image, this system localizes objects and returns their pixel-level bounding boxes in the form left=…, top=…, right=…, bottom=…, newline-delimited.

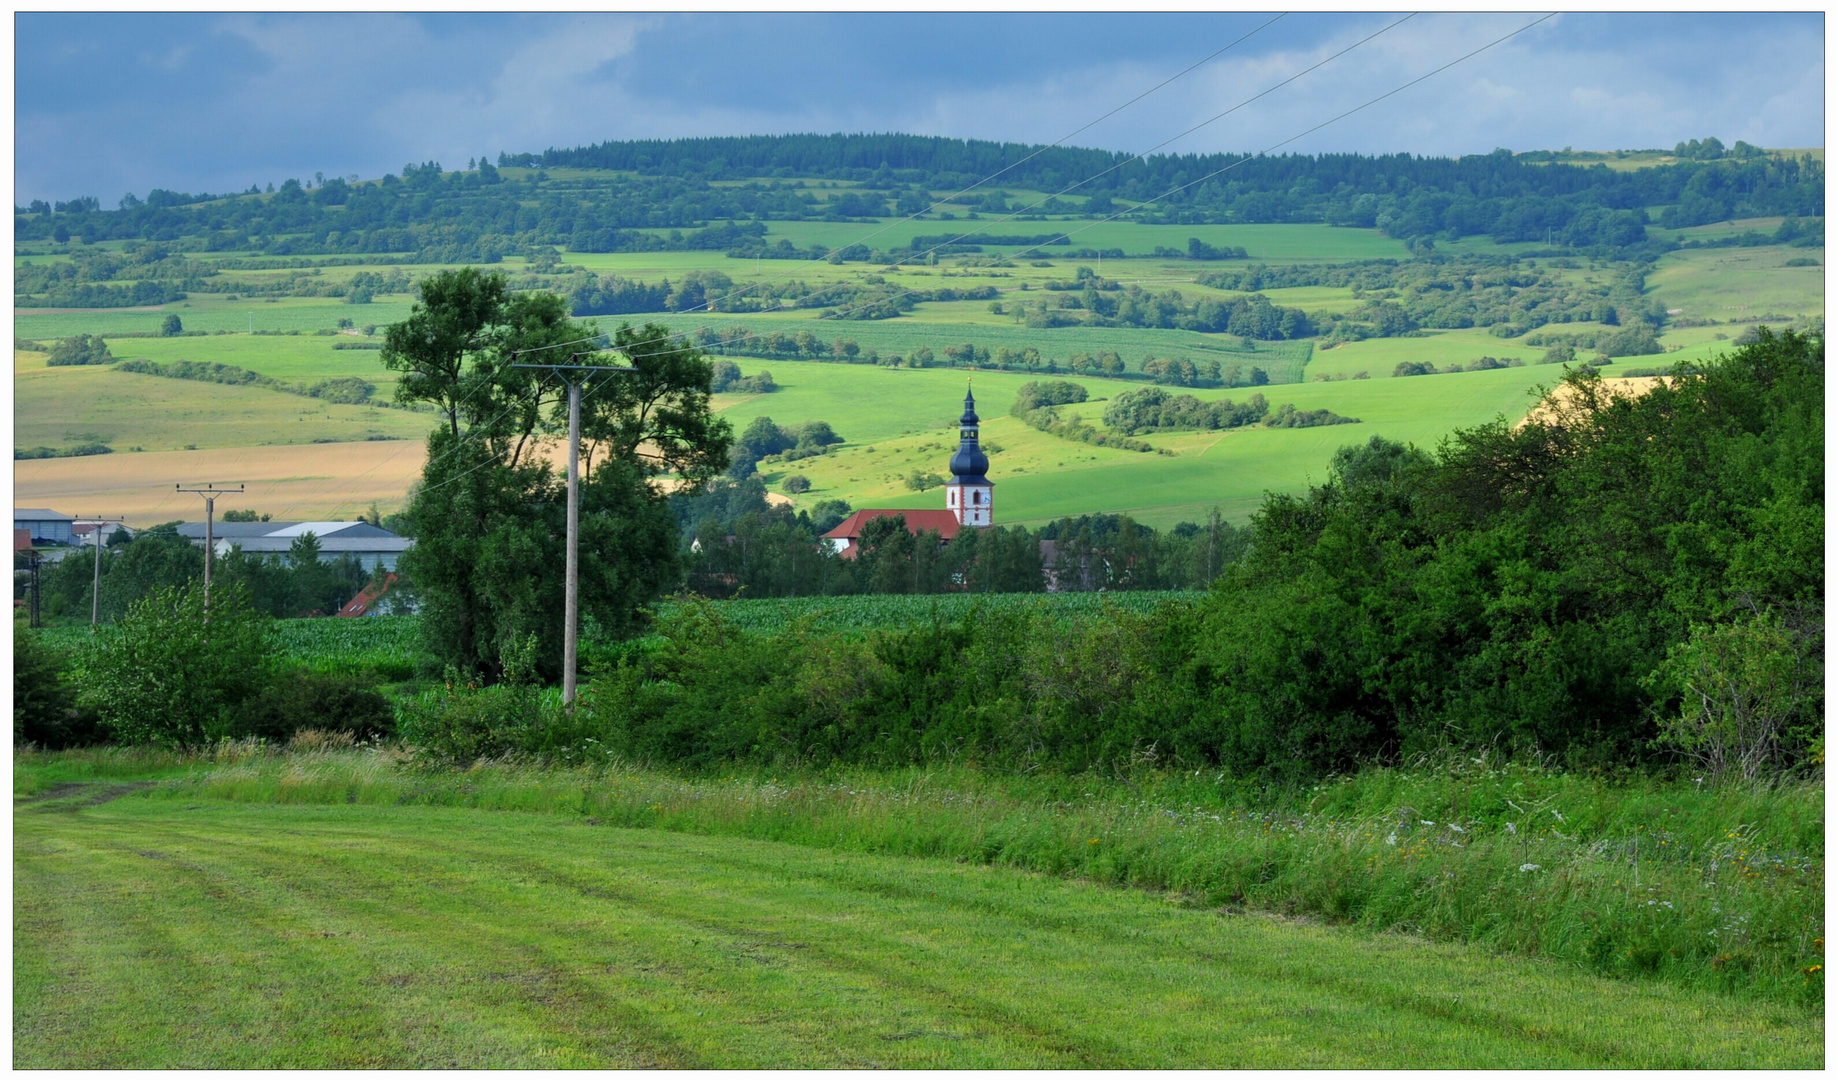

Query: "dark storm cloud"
left=14, top=12, right=1824, bottom=205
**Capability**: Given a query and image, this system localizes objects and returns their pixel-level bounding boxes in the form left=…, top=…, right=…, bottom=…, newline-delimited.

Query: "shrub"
left=1645, top=614, right=1821, bottom=782
left=238, top=669, right=395, bottom=743
left=14, top=628, right=102, bottom=749
left=73, top=583, right=271, bottom=746
left=783, top=474, right=811, bottom=494
left=395, top=638, right=589, bottom=761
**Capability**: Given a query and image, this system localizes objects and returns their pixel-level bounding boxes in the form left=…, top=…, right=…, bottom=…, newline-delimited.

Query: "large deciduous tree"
left=387, top=270, right=732, bottom=681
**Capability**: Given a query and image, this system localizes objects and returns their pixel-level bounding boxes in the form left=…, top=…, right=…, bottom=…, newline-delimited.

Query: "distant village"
left=14, top=508, right=411, bottom=619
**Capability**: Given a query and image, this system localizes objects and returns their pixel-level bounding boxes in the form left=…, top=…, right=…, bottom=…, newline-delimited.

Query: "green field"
left=13, top=218, right=1820, bottom=526
left=14, top=348, right=426, bottom=453
left=13, top=782, right=1819, bottom=1068
left=1646, top=244, right=1824, bottom=323
left=722, top=357, right=1563, bottom=526
left=15, top=297, right=416, bottom=340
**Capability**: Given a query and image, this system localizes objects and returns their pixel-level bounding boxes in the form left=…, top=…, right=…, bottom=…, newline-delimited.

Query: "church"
left=821, top=385, right=993, bottom=558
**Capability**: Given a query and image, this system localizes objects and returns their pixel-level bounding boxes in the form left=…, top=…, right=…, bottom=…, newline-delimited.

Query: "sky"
left=14, top=11, right=1827, bottom=205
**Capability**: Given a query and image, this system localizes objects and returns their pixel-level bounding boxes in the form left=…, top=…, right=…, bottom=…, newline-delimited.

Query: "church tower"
left=944, top=383, right=993, bottom=527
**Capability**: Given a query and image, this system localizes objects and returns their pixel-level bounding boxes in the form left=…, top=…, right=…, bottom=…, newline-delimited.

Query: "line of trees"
left=17, top=136, right=1820, bottom=260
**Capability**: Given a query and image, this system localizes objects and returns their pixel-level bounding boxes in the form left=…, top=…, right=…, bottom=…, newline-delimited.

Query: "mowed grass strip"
left=14, top=796, right=1819, bottom=1069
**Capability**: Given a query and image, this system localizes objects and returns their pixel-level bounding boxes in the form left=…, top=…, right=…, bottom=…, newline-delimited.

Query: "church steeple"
left=944, top=381, right=993, bottom=527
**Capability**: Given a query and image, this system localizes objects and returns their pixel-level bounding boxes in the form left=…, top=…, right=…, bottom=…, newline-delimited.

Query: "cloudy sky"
left=15, top=11, right=1825, bottom=205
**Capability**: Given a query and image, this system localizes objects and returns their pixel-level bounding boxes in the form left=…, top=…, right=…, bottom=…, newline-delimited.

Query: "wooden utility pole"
left=510, top=358, right=637, bottom=707
left=176, top=483, right=242, bottom=611
left=73, top=515, right=121, bottom=630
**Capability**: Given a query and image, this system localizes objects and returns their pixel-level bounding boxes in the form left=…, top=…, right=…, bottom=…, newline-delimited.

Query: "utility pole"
left=510, top=357, right=637, bottom=707
left=177, top=483, right=242, bottom=611
left=73, top=515, right=120, bottom=631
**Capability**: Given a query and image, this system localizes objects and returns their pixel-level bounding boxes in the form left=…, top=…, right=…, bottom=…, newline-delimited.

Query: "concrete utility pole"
left=73, top=516, right=121, bottom=631
left=510, top=357, right=637, bottom=707
left=176, top=483, right=242, bottom=611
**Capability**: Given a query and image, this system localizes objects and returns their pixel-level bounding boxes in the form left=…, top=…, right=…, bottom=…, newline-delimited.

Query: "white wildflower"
left=1519, top=863, right=1541, bottom=872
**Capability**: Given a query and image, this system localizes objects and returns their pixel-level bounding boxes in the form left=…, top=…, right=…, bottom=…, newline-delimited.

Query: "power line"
left=600, top=11, right=1557, bottom=361
left=544, top=12, right=1416, bottom=363
left=293, top=13, right=1557, bottom=521
left=620, top=15, right=1289, bottom=322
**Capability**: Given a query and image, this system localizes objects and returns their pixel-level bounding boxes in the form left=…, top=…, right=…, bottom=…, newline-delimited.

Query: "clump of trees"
left=45, top=334, right=113, bottom=366
left=384, top=268, right=732, bottom=682
left=725, top=416, right=843, bottom=478
left=595, top=331, right=1824, bottom=783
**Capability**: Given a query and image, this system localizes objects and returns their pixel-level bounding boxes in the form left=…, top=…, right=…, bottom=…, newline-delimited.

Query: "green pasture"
left=13, top=790, right=1817, bottom=1068
left=102, top=333, right=400, bottom=387
left=1303, top=328, right=1555, bottom=380
left=14, top=351, right=424, bottom=453
left=714, top=312, right=1312, bottom=383
left=733, top=358, right=1561, bottom=527
left=1646, top=245, right=1824, bottom=322
left=15, top=297, right=415, bottom=340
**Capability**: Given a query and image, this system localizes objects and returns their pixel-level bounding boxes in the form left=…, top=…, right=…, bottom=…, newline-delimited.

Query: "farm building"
left=71, top=522, right=133, bottom=547
left=821, top=386, right=994, bottom=558
left=13, top=508, right=74, bottom=545
left=176, top=520, right=412, bottom=570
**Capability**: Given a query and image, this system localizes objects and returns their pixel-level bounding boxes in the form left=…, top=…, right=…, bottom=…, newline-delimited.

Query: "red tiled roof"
left=821, top=509, right=962, bottom=542
left=338, top=572, right=399, bottom=618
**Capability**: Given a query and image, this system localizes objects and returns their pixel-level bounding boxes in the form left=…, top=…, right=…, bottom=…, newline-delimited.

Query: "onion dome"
left=949, top=387, right=989, bottom=479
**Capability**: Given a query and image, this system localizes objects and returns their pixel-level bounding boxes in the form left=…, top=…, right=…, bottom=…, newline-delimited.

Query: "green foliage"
left=1186, top=331, right=1823, bottom=779
left=1104, top=387, right=1268, bottom=433
left=1644, top=614, right=1823, bottom=782
left=13, top=627, right=101, bottom=749
left=159, top=314, right=183, bottom=336
left=45, top=334, right=113, bottom=366
left=1010, top=379, right=1088, bottom=415
left=72, top=583, right=272, bottom=746
left=402, top=435, right=679, bottom=682
left=236, top=669, right=395, bottom=742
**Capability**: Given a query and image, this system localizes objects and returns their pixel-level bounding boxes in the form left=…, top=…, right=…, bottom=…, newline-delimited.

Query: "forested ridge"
left=15, top=134, right=1822, bottom=268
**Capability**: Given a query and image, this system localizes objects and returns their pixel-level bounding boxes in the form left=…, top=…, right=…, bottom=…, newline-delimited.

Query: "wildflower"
left=1520, top=863, right=1541, bottom=873
left=1089, top=838, right=1101, bottom=845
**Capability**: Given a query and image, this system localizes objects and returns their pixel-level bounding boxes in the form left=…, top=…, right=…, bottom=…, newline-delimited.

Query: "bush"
left=1645, top=614, right=1821, bottom=782
left=394, top=638, right=590, bottom=761
left=72, top=583, right=272, bottom=746
left=13, top=628, right=102, bottom=749
left=237, top=669, right=395, bottom=743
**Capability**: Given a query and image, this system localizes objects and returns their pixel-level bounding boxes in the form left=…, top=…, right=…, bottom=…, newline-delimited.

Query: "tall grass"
left=27, top=745, right=1819, bottom=1009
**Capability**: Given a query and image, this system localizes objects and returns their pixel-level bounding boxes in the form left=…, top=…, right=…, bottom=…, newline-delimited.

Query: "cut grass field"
left=14, top=780, right=1819, bottom=1068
